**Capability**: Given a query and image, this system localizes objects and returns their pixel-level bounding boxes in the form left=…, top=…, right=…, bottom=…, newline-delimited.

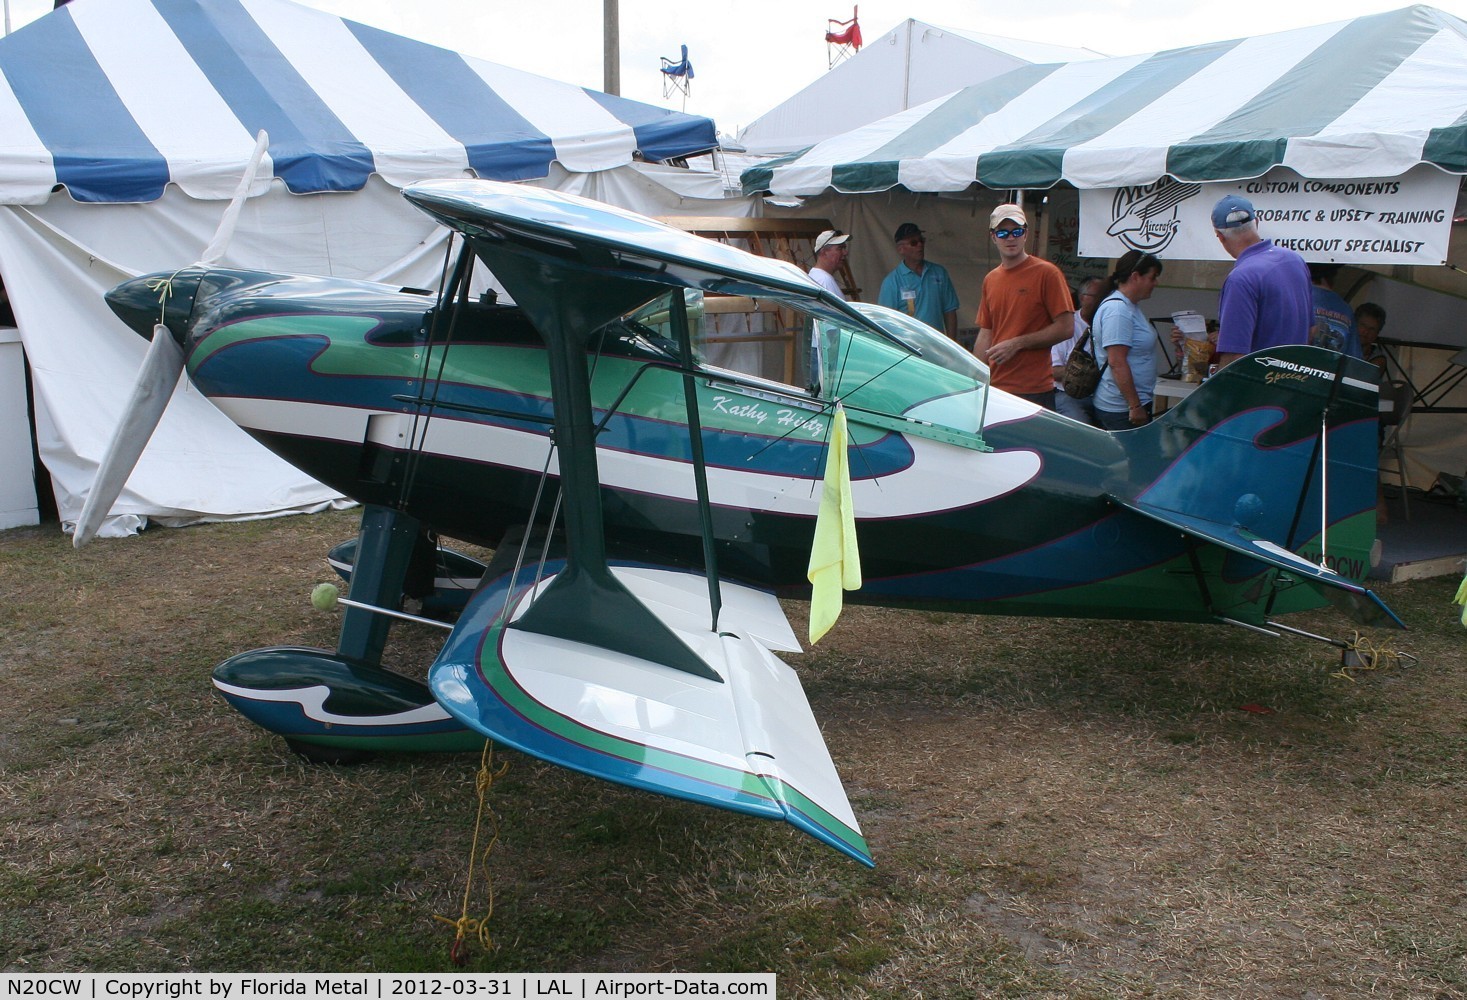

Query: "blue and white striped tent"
left=743, top=5, right=1467, bottom=197
left=0, top=0, right=716, bottom=205
left=0, top=0, right=719, bottom=534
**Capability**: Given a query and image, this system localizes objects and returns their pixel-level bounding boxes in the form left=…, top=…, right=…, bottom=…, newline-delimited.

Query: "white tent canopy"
left=736, top=19, right=1100, bottom=157
left=0, top=0, right=716, bottom=204
left=744, top=6, right=1467, bottom=492
left=744, top=5, right=1467, bottom=197
left=0, top=0, right=726, bottom=535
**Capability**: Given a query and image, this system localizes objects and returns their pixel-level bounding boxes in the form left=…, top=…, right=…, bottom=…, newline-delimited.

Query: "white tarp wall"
left=0, top=162, right=754, bottom=537
left=0, top=0, right=730, bottom=536
left=0, top=178, right=443, bottom=536
left=763, top=186, right=1035, bottom=339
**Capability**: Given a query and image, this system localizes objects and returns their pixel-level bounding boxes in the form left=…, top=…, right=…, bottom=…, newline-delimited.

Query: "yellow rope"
left=1332, top=630, right=1412, bottom=681
left=144, top=270, right=185, bottom=325
left=434, top=741, right=509, bottom=964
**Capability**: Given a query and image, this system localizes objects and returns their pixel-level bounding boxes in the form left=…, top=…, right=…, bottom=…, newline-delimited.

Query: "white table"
left=1153, top=377, right=1199, bottom=413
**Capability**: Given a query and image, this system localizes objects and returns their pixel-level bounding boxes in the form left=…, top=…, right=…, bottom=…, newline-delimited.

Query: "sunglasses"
left=1119, top=254, right=1161, bottom=280
left=992, top=227, right=1027, bottom=239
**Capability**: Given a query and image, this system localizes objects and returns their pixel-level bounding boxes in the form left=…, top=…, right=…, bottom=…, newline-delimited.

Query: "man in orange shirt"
left=974, top=204, right=1076, bottom=409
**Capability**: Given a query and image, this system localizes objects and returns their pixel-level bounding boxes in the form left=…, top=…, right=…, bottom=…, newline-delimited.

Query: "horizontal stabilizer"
left=428, top=563, right=871, bottom=866
left=1111, top=496, right=1403, bottom=629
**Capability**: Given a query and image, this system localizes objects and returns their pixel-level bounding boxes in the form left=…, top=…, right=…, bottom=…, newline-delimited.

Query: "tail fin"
left=1111, top=346, right=1397, bottom=627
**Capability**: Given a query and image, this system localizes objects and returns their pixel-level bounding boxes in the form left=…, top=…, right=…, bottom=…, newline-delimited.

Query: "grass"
left=3, top=508, right=1466, bottom=996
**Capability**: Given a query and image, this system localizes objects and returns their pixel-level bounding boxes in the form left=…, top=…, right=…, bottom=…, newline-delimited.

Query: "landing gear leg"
left=211, top=503, right=482, bottom=759
left=337, top=504, right=423, bottom=667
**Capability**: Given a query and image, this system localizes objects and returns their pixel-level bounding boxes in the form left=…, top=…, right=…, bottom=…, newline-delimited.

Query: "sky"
left=7, top=0, right=1467, bottom=136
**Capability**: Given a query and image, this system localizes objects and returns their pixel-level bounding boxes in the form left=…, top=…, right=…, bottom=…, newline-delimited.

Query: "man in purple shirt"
left=1211, top=195, right=1312, bottom=369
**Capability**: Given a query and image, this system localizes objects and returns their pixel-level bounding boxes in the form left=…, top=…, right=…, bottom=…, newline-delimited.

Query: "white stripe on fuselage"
left=212, top=391, right=1044, bottom=519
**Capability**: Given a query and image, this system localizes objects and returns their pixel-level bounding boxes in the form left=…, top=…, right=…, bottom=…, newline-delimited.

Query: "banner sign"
left=1078, top=165, right=1458, bottom=265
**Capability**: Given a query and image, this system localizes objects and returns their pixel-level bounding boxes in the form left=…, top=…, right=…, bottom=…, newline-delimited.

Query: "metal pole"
left=603, top=0, right=620, bottom=95
left=335, top=596, right=454, bottom=632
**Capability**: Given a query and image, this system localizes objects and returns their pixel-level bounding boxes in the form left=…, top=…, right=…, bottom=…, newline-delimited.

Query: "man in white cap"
left=974, top=203, right=1074, bottom=408
left=1211, top=194, right=1311, bottom=368
left=809, top=229, right=850, bottom=300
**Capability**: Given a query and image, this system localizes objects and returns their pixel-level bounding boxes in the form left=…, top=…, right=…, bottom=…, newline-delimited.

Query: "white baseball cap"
left=989, top=203, right=1028, bottom=229
left=813, top=229, right=850, bottom=253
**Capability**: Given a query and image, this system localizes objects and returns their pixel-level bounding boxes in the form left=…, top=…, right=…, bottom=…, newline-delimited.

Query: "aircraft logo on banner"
left=1080, top=166, right=1458, bottom=264
left=1104, top=179, right=1203, bottom=254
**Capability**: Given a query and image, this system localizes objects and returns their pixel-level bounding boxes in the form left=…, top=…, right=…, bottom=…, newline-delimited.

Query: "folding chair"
left=660, top=44, right=693, bottom=105
left=825, top=7, right=862, bottom=68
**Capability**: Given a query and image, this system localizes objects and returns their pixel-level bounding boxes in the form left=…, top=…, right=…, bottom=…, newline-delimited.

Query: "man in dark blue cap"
left=877, top=222, right=960, bottom=338
left=1211, top=194, right=1312, bottom=368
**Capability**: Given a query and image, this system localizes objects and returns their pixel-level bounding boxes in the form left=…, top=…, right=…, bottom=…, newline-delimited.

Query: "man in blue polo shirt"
left=1211, top=195, right=1312, bottom=368
left=877, top=222, right=960, bottom=339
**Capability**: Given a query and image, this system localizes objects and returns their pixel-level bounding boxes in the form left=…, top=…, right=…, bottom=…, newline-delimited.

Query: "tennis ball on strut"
left=311, top=582, right=340, bottom=611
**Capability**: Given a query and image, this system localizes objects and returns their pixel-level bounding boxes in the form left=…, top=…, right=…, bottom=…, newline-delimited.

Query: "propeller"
left=72, top=130, right=270, bottom=547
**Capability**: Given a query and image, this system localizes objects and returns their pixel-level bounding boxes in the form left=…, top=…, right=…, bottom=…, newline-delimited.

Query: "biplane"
left=80, top=179, right=1400, bottom=867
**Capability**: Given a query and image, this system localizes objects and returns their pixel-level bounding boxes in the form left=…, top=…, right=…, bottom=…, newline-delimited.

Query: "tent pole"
left=603, top=0, right=620, bottom=95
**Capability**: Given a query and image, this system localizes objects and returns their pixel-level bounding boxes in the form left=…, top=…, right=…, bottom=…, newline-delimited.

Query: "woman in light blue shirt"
left=1092, top=251, right=1164, bottom=431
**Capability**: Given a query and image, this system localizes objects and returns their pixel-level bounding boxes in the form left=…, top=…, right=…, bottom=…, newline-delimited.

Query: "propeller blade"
left=77, top=133, right=269, bottom=545
left=199, top=129, right=269, bottom=267
left=72, top=325, right=184, bottom=548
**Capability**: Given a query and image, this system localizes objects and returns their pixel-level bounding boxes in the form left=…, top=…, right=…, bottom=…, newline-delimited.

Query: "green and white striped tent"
left=742, top=4, right=1467, bottom=197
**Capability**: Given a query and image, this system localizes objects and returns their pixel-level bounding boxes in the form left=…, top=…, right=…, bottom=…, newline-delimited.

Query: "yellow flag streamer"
left=807, top=404, right=861, bottom=644
left=1454, top=569, right=1467, bottom=627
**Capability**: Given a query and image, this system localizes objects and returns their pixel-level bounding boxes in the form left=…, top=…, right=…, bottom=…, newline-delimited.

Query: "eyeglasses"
left=992, top=227, right=1026, bottom=239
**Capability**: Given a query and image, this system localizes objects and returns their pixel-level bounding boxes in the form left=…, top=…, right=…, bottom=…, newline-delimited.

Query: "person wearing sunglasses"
left=974, top=203, right=1075, bottom=409
left=876, top=222, right=960, bottom=339
left=809, top=229, right=851, bottom=300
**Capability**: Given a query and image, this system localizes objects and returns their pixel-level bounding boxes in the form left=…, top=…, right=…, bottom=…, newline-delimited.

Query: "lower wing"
left=428, top=560, right=872, bottom=866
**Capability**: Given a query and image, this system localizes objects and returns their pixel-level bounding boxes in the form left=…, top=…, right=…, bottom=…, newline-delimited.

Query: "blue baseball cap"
left=1211, top=195, right=1255, bottom=230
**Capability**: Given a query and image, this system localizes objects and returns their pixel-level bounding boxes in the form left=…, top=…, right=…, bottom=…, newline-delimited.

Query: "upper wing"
left=402, top=178, right=917, bottom=354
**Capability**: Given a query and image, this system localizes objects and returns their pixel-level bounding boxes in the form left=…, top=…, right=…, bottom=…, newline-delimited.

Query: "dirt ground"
left=2, top=509, right=1465, bottom=997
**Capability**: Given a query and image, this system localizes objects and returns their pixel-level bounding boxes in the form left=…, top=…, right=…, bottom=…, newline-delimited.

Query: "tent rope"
left=435, top=741, right=510, bottom=965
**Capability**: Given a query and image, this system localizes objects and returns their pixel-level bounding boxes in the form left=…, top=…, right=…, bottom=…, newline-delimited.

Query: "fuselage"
left=108, top=267, right=1378, bottom=625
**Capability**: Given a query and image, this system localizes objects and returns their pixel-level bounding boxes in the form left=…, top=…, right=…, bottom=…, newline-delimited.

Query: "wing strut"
left=475, top=246, right=721, bottom=682
left=1268, top=351, right=1351, bottom=619
left=670, top=291, right=723, bottom=633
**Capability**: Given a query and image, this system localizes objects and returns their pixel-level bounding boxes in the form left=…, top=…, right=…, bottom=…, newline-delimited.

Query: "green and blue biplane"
left=78, top=179, right=1400, bottom=867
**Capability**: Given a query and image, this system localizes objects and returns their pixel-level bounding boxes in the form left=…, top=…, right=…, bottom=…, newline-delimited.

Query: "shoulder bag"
left=1061, top=329, right=1105, bottom=399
